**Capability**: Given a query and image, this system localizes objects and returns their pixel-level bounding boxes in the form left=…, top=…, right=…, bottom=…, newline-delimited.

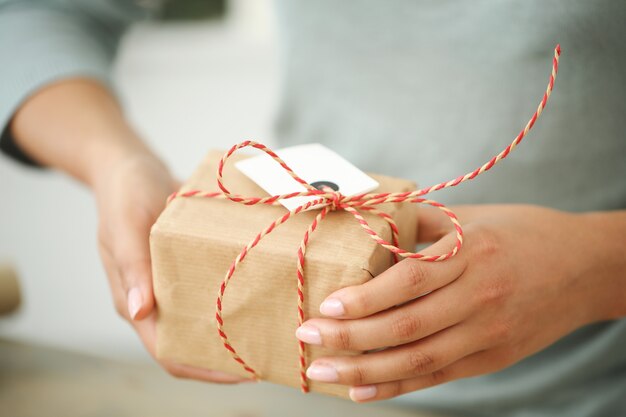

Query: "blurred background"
left=0, top=1, right=435, bottom=416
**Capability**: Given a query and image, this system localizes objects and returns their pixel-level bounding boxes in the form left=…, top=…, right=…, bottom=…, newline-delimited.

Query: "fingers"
left=318, top=231, right=467, bottom=319
left=161, top=360, right=254, bottom=384
left=305, top=322, right=485, bottom=387
left=95, top=157, right=176, bottom=322
left=298, top=277, right=475, bottom=350
left=101, top=270, right=253, bottom=384
left=132, top=309, right=253, bottom=384
left=94, top=160, right=250, bottom=385
left=349, top=349, right=506, bottom=402
left=132, top=311, right=253, bottom=384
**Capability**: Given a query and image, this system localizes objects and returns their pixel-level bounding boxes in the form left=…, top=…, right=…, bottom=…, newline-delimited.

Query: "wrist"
left=9, top=78, right=162, bottom=187
left=87, top=138, right=172, bottom=198
left=83, top=131, right=155, bottom=189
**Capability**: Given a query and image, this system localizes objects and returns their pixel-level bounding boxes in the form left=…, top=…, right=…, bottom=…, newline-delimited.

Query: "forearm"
left=579, top=210, right=626, bottom=321
left=0, top=0, right=152, bottom=178
left=9, top=78, right=158, bottom=187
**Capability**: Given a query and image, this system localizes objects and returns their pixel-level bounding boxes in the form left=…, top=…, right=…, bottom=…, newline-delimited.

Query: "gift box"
left=150, top=149, right=418, bottom=398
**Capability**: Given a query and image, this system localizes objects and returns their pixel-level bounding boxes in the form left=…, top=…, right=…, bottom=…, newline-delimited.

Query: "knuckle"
left=331, top=326, right=353, bottom=350
left=471, top=224, right=500, bottom=257
left=387, top=381, right=404, bottom=399
left=490, top=319, right=515, bottom=344
left=428, top=368, right=448, bottom=387
left=404, top=261, right=429, bottom=292
left=350, top=362, right=368, bottom=385
left=407, top=350, right=436, bottom=375
left=480, top=279, right=512, bottom=306
left=390, top=313, right=422, bottom=342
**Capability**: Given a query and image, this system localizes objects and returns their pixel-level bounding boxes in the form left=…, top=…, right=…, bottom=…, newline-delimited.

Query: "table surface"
left=0, top=339, right=440, bottom=417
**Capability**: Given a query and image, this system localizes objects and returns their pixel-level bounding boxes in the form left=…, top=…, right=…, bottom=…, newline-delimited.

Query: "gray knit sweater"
left=1, top=1, right=625, bottom=416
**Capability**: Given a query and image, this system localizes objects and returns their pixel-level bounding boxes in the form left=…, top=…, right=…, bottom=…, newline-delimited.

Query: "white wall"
left=0, top=2, right=278, bottom=361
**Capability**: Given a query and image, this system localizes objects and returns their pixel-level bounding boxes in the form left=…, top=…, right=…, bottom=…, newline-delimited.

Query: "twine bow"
left=168, top=45, right=561, bottom=393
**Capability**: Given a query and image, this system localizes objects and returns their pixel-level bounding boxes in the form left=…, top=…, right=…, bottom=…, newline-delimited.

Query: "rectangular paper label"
left=235, top=144, right=379, bottom=211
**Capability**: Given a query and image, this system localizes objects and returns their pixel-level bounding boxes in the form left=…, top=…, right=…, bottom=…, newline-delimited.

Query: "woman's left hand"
left=295, top=205, right=626, bottom=402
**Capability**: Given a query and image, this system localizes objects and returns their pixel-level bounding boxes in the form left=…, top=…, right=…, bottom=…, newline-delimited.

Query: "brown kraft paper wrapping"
left=151, top=150, right=418, bottom=398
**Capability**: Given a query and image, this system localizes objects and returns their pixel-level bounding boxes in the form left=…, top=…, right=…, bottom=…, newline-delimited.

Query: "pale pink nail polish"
left=296, top=325, right=322, bottom=345
left=127, top=288, right=143, bottom=320
left=319, top=298, right=345, bottom=317
left=306, top=363, right=339, bottom=382
left=349, top=386, right=377, bottom=401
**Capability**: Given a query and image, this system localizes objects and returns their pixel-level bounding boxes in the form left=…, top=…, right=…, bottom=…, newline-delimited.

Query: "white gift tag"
left=235, top=144, right=379, bottom=211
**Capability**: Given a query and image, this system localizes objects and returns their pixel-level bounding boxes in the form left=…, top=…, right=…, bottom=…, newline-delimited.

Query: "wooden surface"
left=0, top=339, right=439, bottom=417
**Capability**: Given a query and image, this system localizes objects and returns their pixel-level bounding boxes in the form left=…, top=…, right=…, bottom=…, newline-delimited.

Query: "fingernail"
left=127, top=288, right=142, bottom=320
left=296, top=324, right=322, bottom=345
left=306, top=363, right=339, bottom=382
left=349, top=385, right=377, bottom=402
left=320, top=298, right=345, bottom=317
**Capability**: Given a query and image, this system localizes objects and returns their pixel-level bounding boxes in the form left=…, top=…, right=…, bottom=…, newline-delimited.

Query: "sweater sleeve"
left=0, top=0, right=152, bottom=166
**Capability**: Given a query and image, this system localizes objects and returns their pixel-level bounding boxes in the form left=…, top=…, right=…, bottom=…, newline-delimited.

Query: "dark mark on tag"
left=310, top=181, right=339, bottom=192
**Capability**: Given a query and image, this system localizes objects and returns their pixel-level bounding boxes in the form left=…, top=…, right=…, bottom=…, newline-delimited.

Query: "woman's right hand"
left=11, top=78, right=249, bottom=383
left=92, top=147, right=253, bottom=383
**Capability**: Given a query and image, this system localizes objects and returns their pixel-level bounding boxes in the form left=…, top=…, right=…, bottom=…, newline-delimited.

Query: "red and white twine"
left=168, top=45, right=561, bottom=392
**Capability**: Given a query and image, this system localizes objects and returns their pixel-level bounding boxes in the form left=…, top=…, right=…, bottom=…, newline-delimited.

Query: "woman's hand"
left=11, top=78, right=249, bottom=383
left=295, top=205, right=626, bottom=401
left=92, top=150, right=251, bottom=383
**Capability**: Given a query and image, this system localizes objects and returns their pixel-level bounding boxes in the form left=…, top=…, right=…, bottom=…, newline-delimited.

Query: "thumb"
left=120, top=258, right=154, bottom=322
left=114, top=223, right=155, bottom=322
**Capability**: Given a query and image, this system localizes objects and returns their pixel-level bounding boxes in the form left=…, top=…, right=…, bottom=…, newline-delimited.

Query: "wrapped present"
left=149, top=44, right=562, bottom=400
left=150, top=146, right=419, bottom=398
